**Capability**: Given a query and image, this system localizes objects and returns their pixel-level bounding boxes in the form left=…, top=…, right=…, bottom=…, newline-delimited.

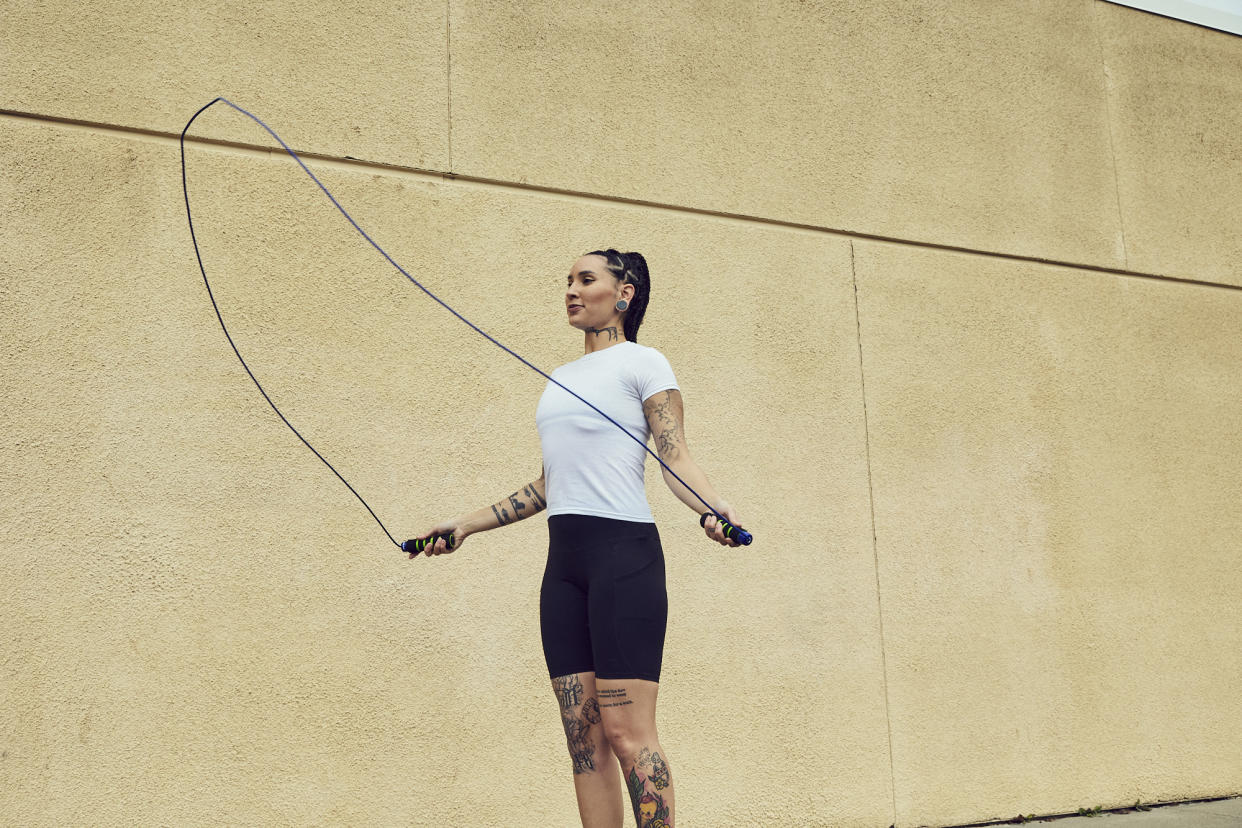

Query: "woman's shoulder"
left=622, top=342, right=678, bottom=393
left=620, top=341, right=674, bottom=369
left=624, top=341, right=669, bottom=360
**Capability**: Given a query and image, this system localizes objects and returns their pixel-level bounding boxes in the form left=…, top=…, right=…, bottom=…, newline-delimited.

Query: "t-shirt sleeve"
left=634, top=347, right=680, bottom=402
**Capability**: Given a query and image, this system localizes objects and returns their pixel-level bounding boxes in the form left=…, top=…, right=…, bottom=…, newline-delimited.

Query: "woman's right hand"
left=702, top=502, right=743, bottom=548
left=410, top=519, right=465, bottom=559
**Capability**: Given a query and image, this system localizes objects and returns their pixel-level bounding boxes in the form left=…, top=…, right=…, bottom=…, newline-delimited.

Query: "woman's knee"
left=596, top=679, right=660, bottom=760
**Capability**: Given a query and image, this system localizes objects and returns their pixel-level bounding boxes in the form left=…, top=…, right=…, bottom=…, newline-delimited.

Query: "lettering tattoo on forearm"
left=587, top=326, right=619, bottom=341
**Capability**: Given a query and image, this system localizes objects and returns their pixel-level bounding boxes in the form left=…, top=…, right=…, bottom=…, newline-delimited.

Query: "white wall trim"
left=1103, top=0, right=1242, bottom=36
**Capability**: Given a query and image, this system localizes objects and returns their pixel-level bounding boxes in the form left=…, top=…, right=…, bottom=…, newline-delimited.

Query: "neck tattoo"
left=587, top=326, right=619, bottom=341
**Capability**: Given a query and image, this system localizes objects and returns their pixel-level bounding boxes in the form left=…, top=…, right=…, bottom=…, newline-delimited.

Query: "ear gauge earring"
left=615, top=299, right=630, bottom=312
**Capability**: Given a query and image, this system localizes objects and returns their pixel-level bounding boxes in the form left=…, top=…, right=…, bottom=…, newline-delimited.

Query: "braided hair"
left=587, top=249, right=650, bottom=343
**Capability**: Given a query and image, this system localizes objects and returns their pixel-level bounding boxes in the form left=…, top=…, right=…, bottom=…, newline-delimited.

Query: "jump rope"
left=180, top=97, right=753, bottom=552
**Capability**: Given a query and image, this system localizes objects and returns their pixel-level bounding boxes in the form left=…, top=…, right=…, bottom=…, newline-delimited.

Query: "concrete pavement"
left=978, top=797, right=1242, bottom=827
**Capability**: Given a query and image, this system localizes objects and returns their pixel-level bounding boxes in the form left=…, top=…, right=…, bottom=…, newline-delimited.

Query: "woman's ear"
left=619, top=282, right=636, bottom=303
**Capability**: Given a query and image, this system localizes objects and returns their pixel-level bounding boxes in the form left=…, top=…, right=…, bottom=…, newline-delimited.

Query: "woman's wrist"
left=451, top=514, right=478, bottom=539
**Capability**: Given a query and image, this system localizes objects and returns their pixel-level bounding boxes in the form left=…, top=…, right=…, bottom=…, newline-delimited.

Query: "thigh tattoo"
left=554, top=675, right=600, bottom=774
left=553, top=674, right=584, bottom=709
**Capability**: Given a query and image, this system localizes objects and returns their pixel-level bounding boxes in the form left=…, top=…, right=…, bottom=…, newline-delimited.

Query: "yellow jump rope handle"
left=402, top=533, right=457, bottom=554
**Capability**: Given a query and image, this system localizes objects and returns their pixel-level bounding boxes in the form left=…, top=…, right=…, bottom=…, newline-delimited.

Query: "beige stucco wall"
left=2, top=1, right=1239, bottom=826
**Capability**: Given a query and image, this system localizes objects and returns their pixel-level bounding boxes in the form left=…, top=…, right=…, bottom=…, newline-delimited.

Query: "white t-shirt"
left=536, top=341, right=680, bottom=522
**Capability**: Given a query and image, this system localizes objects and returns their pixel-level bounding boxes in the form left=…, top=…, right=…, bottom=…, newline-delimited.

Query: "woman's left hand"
left=702, top=502, right=742, bottom=547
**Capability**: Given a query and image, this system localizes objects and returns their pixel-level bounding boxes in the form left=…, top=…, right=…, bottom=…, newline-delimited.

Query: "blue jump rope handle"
left=700, top=513, right=753, bottom=546
left=402, top=533, right=457, bottom=554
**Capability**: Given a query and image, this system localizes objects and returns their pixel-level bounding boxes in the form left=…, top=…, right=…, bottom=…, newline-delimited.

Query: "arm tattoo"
left=493, top=484, right=545, bottom=527
left=524, top=484, right=547, bottom=510
left=644, top=391, right=683, bottom=461
left=647, top=394, right=675, bottom=427
left=507, top=491, right=527, bottom=520
left=655, top=423, right=682, bottom=460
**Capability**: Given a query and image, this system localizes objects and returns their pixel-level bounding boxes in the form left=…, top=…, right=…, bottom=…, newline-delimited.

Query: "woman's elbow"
left=660, top=453, right=694, bottom=480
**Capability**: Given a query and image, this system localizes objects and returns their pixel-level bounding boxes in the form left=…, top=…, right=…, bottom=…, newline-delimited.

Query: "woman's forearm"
left=660, top=456, right=726, bottom=516
left=459, top=477, right=548, bottom=537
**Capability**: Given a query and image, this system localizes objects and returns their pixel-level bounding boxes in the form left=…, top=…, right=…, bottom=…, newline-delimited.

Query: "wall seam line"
left=1093, top=0, right=1130, bottom=270
left=446, top=0, right=452, bottom=173
left=5, top=108, right=1237, bottom=294
left=851, top=239, right=899, bottom=828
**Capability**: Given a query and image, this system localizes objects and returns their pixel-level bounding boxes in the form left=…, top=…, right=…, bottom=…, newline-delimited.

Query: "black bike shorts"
left=540, top=514, right=667, bottom=683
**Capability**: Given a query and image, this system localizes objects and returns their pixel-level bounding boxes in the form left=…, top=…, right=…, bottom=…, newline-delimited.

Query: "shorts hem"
left=593, top=670, right=662, bottom=683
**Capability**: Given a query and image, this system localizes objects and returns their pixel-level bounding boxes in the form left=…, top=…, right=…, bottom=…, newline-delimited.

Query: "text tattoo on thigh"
left=598, top=687, right=633, bottom=708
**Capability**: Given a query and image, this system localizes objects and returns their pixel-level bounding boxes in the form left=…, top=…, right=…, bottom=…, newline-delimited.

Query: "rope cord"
left=180, top=97, right=733, bottom=548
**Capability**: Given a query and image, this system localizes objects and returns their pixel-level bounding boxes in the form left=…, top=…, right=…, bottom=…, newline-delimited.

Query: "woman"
left=415, top=249, right=743, bottom=828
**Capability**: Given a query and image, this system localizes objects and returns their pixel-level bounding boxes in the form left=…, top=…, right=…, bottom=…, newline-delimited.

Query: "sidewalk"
left=980, top=797, right=1242, bottom=827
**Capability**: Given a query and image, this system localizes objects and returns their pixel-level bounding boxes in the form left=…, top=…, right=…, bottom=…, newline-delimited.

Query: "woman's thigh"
left=595, top=677, right=659, bottom=736
left=588, top=526, right=667, bottom=683
left=541, top=553, right=594, bottom=679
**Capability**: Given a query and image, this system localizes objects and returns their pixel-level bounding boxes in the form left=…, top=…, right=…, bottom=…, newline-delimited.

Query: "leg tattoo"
left=562, top=711, right=595, bottom=774
left=637, top=747, right=670, bottom=790
left=554, top=675, right=599, bottom=775
left=599, top=687, right=633, bottom=708
left=626, top=767, right=671, bottom=828
left=554, top=674, right=585, bottom=709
